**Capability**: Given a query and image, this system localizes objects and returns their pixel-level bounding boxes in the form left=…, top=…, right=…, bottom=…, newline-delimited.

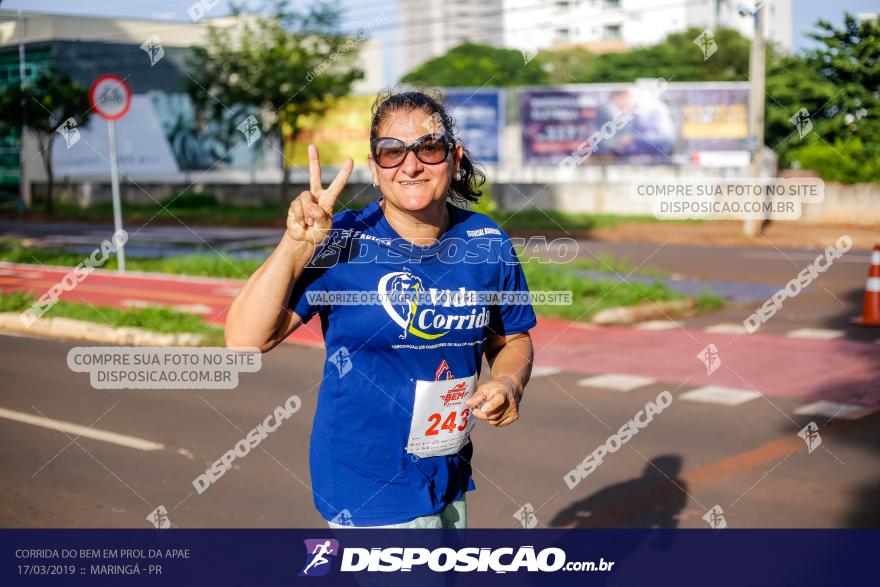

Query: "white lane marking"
left=0, top=268, right=44, bottom=279
left=679, top=385, right=762, bottom=406
left=794, top=400, right=864, bottom=420
left=741, top=251, right=869, bottom=264
left=530, top=366, right=562, bottom=378
left=213, top=286, right=243, bottom=297
left=0, top=407, right=164, bottom=451
left=704, top=323, right=750, bottom=335
left=577, top=374, right=656, bottom=392
left=635, top=320, right=682, bottom=330
left=786, top=328, right=845, bottom=340
left=122, top=299, right=213, bottom=314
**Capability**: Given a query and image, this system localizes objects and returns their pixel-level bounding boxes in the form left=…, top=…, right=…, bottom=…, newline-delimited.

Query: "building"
left=0, top=9, right=384, bottom=202
left=400, top=0, right=504, bottom=74
left=396, top=0, right=792, bottom=73
left=503, top=0, right=792, bottom=55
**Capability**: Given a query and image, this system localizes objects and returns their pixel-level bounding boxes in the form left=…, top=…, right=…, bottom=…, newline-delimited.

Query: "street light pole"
left=17, top=9, right=30, bottom=210
left=743, top=2, right=765, bottom=237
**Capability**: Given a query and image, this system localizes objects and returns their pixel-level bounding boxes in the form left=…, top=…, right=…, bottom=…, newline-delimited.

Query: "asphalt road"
left=3, top=220, right=879, bottom=528
left=2, top=334, right=878, bottom=529
left=553, top=238, right=879, bottom=342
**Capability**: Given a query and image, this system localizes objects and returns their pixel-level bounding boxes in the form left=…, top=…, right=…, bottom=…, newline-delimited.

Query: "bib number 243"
left=406, top=375, right=476, bottom=458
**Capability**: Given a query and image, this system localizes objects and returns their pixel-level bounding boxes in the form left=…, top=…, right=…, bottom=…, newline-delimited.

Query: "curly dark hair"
left=369, top=87, right=486, bottom=205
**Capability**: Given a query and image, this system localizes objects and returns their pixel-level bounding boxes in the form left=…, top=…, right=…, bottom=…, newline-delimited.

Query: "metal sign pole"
left=106, top=119, right=126, bottom=273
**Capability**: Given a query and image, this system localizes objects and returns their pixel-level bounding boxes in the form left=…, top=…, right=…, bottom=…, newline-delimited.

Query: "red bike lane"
left=3, top=263, right=878, bottom=407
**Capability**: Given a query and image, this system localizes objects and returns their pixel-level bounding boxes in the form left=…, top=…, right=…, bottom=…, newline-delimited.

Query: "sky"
left=1, top=0, right=877, bottom=82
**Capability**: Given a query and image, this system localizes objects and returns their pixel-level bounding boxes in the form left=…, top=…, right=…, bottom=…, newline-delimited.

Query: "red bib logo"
left=441, top=381, right=468, bottom=407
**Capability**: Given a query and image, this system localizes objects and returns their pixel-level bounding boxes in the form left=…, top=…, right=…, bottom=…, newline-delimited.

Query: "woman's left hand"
left=466, top=376, right=523, bottom=427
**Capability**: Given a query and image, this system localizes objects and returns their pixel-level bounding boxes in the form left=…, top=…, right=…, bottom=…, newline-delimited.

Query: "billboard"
left=51, top=83, right=750, bottom=178
left=284, top=91, right=504, bottom=167
left=520, top=83, right=749, bottom=166
left=285, top=95, right=374, bottom=167
left=52, top=92, right=273, bottom=177
left=444, top=89, right=503, bottom=165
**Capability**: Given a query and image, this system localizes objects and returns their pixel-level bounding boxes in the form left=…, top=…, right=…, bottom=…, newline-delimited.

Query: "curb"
left=0, top=261, right=245, bottom=286
left=0, top=313, right=207, bottom=347
left=590, top=299, right=697, bottom=326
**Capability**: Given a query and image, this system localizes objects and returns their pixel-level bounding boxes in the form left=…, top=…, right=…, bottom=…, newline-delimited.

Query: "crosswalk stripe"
left=785, top=328, right=845, bottom=340
left=530, top=366, right=562, bottom=378
left=0, top=407, right=165, bottom=451
left=794, top=401, right=864, bottom=420
left=703, top=323, right=750, bottom=334
left=679, top=385, right=762, bottom=406
left=577, top=374, right=656, bottom=392
left=635, top=321, right=682, bottom=330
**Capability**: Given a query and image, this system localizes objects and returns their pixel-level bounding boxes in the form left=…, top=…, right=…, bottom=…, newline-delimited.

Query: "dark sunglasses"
left=370, top=134, right=453, bottom=168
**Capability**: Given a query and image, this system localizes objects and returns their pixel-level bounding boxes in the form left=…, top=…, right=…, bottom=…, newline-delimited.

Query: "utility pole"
left=17, top=9, right=31, bottom=209
left=743, top=2, right=765, bottom=237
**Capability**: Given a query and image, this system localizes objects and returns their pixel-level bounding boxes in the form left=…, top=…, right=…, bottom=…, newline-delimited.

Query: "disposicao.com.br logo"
left=300, top=539, right=340, bottom=577
left=300, top=540, right=614, bottom=575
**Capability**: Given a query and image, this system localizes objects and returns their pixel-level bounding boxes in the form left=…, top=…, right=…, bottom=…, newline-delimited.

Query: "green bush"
left=160, top=191, right=218, bottom=208
left=469, top=184, right=499, bottom=220
left=786, top=137, right=880, bottom=184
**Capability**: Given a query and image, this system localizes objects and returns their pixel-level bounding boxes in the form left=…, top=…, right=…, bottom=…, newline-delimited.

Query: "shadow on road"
left=549, top=455, right=688, bottom=528
left=778, top=317, right=880, bottom=526
left=817, top=286, right=878, bottom=343
left=841, top=413, right=880, bottom=528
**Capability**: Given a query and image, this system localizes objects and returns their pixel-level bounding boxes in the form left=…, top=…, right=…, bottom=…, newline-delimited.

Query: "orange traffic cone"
left=854, top=244, right=880, bottom=327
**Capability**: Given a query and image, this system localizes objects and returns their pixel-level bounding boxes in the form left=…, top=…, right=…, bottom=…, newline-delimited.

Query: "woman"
left=225, top=90, right=535, bottom=528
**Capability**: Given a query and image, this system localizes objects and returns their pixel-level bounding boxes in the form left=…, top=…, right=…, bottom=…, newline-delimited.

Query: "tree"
left=569, top=27, right=752, bottom=83
left=0, top=69, right=92, bottom=213
left=766, top=13, right=880, bottom=182
left=187, top=0, right=364, bottom=205
left=764, top=53, right=837, bottom=166
left=535, top=47, right=597, bottom=85
left=401, top=43, right=549, bottom=87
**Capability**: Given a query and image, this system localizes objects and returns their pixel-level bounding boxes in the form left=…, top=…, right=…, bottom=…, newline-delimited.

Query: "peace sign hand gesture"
left=286, top=144, right=354, bottom=246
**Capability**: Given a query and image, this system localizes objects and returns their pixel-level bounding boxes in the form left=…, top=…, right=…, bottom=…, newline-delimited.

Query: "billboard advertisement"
left=285, top=95, right=374, bottom=167
left=520, top=83, right=749, bottom=166
left=444, top=89, right=503, bottom=165
left=284, top=91, right=503, bottom=167
left=52, top=92, right=273, bottom=177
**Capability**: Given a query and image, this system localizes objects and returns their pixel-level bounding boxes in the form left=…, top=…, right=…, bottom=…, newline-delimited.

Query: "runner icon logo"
left=798, top=421, right=822, bottom=453
left=300, top=539, right=340, bottom=577
left=702, top=505, right=727, bottom=529
left=697, top=344, right=721, bottom=375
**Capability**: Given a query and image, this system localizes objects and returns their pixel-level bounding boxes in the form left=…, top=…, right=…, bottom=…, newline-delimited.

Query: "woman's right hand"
left=286, top=144, right=354, bottom=246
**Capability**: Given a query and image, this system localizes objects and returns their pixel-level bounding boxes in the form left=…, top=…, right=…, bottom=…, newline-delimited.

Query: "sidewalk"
left=560, top=220, right=880, bottom=250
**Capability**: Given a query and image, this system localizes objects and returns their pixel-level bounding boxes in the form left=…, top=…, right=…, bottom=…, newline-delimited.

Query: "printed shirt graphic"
left=288, top=199, right=536, bottom=526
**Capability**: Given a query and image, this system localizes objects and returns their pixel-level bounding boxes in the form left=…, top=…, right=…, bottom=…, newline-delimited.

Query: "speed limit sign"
left=89, top=75, right=132, bottom=121
left=89, top=74, right=132, bottom=273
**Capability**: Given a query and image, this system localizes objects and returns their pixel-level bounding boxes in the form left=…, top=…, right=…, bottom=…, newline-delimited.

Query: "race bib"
left=406, top=375, right=477, bottom=458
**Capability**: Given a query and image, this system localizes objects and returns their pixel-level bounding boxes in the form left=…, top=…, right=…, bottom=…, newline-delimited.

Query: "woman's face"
left=369, top=108, right=463, bottom=213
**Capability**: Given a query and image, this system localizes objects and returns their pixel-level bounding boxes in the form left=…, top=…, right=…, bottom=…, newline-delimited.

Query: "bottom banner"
left=2, top=529, right=875, bottom=586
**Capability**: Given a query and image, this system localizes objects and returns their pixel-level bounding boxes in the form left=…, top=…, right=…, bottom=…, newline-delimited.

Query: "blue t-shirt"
left=288, top=198, right=536, bottom=525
